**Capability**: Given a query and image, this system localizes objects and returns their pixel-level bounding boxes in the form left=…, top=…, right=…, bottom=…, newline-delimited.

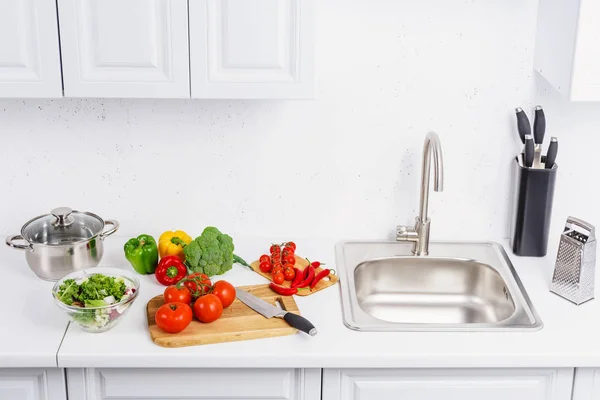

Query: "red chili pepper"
left=290, top=267, right=304, bottom=288
left=311, top=261, right=325, bottom=268
left=269, top=282, right=298, bottom=296
left=155, top=256, right=188, bottom=286
left=296, top=265, right=315, bottom=288
left=310, top=269, right=331, bottom=290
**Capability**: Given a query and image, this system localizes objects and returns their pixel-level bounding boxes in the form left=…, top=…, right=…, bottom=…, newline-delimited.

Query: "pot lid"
left=21, top=207, right=106, bottom=245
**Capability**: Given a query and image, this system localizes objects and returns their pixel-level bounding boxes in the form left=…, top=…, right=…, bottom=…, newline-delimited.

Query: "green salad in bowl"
left=52, top=267, right=139, bottom=332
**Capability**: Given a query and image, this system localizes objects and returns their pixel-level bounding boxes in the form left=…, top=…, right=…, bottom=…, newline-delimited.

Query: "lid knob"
left=51, top=207, right=74, bottom=227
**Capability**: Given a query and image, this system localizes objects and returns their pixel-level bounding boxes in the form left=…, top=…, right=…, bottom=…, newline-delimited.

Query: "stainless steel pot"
left=6, top=207, right=119, bottom=281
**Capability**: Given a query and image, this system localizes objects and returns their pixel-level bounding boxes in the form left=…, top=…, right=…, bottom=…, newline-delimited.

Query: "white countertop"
left=0, top=243, right=69, bottom=368
left=56, top=236, right=600, bottom=369
left=6, top=234, right=600, bottom=369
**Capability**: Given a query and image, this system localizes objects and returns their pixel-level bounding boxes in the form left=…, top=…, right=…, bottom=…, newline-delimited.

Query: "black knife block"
left=509, top=156, right=558, bottom=257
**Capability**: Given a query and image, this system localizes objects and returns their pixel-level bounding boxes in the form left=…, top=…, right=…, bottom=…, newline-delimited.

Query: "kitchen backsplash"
left=0, top=0, right=596, bottom=243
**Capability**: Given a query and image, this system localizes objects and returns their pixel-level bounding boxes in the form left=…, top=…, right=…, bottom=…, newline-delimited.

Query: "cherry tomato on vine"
left=259, top=261, right=272, bottom=273
left=164, top=285, right=191, bottom=305
left=283, top=268, right=295, bottom=281
left=194, top=294, right=223, bottom=323
left=259, top=254, right=270, bottom=263
left=273, top=272, right=284, bottom=285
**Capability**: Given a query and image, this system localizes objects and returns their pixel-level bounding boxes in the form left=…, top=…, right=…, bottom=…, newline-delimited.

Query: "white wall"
left=2, top=0, right=586, bottom=245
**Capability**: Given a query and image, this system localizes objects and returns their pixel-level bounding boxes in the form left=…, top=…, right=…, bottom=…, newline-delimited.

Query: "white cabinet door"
left=535, top=0, right=600, bottom=101
left=0, top=369, right=66, bottom=400
left=189, top=0, right=316, bottom=99
left=573, top=368, right=600, bottom=400
left=57, top=0, right=190, bottom=98
left=323, top=369, right=574, bottom=400
left=67, top=368, right=321, bottom=400
left=0, top=0, right=62, bottom=98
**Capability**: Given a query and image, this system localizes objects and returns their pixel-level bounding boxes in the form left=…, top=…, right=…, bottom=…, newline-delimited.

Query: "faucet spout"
left=396, top=131, right=444, bottom=256
left=418, top=131, right=444, bottom=223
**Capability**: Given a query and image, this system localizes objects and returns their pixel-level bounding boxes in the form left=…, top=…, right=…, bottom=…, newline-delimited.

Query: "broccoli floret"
left=184, top=227, right=235, bottom=276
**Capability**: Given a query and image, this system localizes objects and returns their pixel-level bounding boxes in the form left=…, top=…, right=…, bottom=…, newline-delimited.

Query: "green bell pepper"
left=124, top=234, right=159, bottom=275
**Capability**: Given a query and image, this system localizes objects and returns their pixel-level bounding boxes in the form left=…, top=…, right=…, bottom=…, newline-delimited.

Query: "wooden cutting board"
left=250, top=255, right=339, bottom=296
left=147, top=284, right=299, bottom=348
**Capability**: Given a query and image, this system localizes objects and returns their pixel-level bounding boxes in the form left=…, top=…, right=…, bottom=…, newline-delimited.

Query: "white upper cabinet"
left=0, top=0, right=62, bottom=98
left=535, top=0, right=600, bottom=101
left=189, top=0, right=316, bottom=99
left=57, top=0, right=190, bottom=98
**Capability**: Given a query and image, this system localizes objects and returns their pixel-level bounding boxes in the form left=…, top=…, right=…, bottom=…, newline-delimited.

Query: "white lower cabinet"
left=573, top=368, right=600, bottom=400
left=66, top=368, right=321, bottom=400
left=322, top=368, right=574, bottom=400
left=0, top=368, right=66, bottom=400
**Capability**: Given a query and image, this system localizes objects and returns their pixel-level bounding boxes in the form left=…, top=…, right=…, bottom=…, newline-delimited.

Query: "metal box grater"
left=550, top=217, right=596, bottom=305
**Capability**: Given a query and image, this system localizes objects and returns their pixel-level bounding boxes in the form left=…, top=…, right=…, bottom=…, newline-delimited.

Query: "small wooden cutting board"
left=250, top=255, right=339, bottom=296
left=147, top=284, right=300, bottom=348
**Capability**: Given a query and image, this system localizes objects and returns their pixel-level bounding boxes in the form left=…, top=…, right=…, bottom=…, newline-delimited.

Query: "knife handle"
left=283, top=312, right=317, bottom=336
left=545, top=137, right=558, bottom=169
left=533, top=105, right=546, bottom=145
left=516, top=107, right=531, bottom=144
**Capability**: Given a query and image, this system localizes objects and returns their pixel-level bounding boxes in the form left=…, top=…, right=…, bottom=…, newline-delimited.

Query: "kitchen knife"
left=515, top=107, right=531, bottom=144
left=533, top=105, right=546, bottom=168
left=524, top=134, right=534, bottom=168
left=545, top=136, right=558, bottom=169
left=236, top=289, right=317, bottom=336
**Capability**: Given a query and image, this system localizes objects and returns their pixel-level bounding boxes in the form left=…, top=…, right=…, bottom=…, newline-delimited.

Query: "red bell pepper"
left=155, top=255, right=188, bottom=286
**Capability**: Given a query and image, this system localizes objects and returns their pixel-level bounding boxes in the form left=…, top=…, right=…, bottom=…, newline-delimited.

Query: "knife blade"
left=533, top=105, right=546, bottom=168
left=236, top=289, right=317, bottom=336
left=524, top=134, right=534, bottom=168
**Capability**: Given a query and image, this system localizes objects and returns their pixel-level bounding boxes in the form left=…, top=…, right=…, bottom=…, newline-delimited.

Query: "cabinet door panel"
left=189, top=0, right=316, bottom=98
left=573, top=368, right=600, bottom=400
left=58, top=0, right=189, bottom=98
left=67, top=368, right=321, bottom=400
left=0, top=0, right=62, bottom=98
left=323, top=369, right=574, bottom=400
left=0, top=369, right=66, bottom=400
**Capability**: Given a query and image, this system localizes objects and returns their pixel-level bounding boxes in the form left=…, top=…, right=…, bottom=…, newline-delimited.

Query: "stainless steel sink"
left=337, top=241, right=542, bottom=331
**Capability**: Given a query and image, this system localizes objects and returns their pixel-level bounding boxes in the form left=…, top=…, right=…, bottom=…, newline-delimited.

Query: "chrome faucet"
left=397, top=131, right=444, bottom=255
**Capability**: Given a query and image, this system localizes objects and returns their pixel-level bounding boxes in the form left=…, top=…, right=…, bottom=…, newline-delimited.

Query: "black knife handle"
left=283, top=313, right=317, bottom=336
left=545, top=137, right=558, bottom=169
left=516, top=107, right=531, bottom=144
left=533, top=105, right=546, bottom=145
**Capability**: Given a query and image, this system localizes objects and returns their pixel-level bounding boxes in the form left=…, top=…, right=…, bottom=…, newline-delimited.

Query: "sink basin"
left=337, top=241, right=542, bottom=331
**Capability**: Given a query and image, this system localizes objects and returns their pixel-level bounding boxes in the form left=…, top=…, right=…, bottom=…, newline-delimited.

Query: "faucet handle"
left=397, top=225, right=419, bottom=242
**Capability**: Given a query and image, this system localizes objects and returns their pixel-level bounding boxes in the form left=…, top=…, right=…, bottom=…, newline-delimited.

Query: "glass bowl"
left=52, top=267, right=140, bottom=333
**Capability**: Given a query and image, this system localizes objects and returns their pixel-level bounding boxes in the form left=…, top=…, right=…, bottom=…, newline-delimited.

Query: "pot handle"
left=6, top=235, right=33, bottom=251
left=99, top=220, right=119, bottom=240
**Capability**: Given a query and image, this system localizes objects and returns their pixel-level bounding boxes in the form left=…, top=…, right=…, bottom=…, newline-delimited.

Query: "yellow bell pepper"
left=158, top=230, right=192, bottom=261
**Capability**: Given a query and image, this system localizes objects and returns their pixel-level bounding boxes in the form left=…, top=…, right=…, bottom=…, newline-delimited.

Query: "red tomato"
left=212, top=281, right=236, bottom=308
left=183, top=273, right=211, bottom=298
left=284, top=255, right=296, bottom=265
left=272, top=266, right=283, bottom=276
left=270, top=244, right=281, bottom=254
left=155, top=302, right=192, bottom=333
left=283, top=268, right=295, bottom=281
left=194, top=294, right=223, bottom=323
left=285, top=242, right=296, bottom=251
left=272, top=261, right=283, bottom=270
left=283, top=246, right=295, bottom=255
left=273, top=272, right=284, bottom=284
left=164, top=286, right=191, bottom=305
left=259, top=261, right=272, bottom=273
left=259, top=254, right=270, bottom=263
